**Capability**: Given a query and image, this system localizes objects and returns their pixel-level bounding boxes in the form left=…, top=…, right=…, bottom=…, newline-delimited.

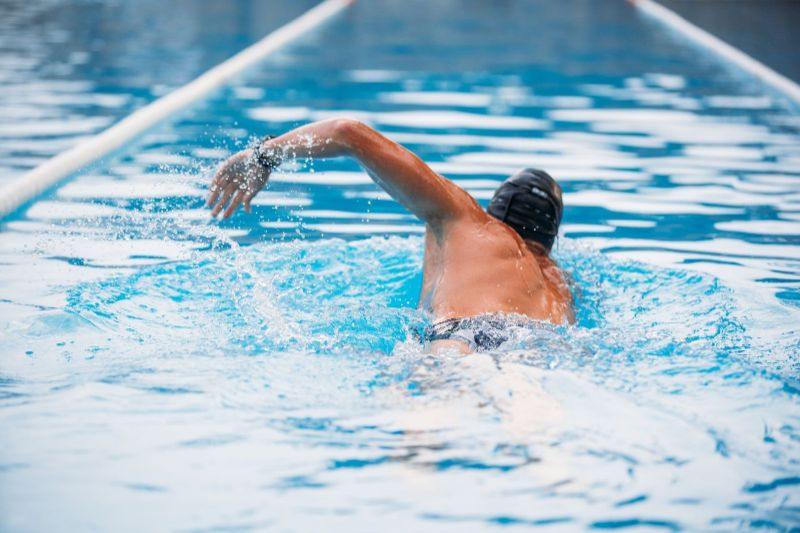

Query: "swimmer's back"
left=420, top=214, right=574, bottom=324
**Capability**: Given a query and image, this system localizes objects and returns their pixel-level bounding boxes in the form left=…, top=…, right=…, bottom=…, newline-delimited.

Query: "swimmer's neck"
left=524, top=241, right=549, bottom=257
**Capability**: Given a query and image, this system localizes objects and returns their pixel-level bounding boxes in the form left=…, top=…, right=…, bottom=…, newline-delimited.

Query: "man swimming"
left=206, top=118, right=574, bottom=353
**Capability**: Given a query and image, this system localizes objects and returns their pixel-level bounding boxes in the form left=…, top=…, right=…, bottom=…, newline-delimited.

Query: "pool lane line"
left=0, top=0, right=355, bottom=220
left=628, top=0, right=800, bottom=105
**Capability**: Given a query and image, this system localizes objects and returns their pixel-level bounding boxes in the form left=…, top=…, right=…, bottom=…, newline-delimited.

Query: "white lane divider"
left=0, top=0, right=354, bottom=219
left=630, top=0, right=800, bottom=105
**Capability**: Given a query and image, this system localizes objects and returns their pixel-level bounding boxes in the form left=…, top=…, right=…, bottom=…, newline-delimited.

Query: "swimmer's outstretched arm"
left=207, top=118, right=479, bottom=227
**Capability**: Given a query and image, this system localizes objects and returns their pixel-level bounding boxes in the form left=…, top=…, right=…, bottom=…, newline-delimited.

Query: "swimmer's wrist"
left=251, top=135, right=283, bottom=172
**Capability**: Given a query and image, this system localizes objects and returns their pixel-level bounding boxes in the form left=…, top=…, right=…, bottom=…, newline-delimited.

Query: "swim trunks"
left=423, top=314, right=526, bottom=352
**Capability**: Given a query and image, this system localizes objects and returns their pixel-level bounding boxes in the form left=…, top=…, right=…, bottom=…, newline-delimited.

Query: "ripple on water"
left=1, top=0, right=800, bottom=529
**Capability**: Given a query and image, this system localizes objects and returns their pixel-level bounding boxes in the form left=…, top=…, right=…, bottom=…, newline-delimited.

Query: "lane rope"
left=0, top=0, right=353, bottom=219
left=630, top=0, right=800, bottom=104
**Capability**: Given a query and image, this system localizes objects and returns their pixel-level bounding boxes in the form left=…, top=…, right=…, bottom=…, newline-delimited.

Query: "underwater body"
left=1, top=0, right=799, bottom=530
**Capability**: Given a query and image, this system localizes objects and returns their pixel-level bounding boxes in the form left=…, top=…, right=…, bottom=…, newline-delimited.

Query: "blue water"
left=0, top=0, right=317, bottom=184
left=1, top=0, right=800, bottom=531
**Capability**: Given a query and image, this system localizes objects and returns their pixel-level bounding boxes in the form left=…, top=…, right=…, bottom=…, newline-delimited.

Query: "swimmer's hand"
left=206, top=149, right=271, bottom=218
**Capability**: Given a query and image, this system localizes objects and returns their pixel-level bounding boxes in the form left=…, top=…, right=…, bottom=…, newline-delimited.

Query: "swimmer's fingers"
left=242, top=180, right=265, bottom=213
left=206, top=176, right=222, bottom=208
left=222, top=190, right=246, bottom=219
left=243, top=169, right=271, bottom=213
left=243, top=191, right=255, bottom=213
left=210, top=183, right=237, bottom=218
left=207, top=149, right=250, bottom=208
left=206, top=166, right=232, bottom=208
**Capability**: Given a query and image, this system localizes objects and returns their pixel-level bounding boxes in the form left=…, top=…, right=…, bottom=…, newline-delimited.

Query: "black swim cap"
left=486, top=168, right=563, bottom=251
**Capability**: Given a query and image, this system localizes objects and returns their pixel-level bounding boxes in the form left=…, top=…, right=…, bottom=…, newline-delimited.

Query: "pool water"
left=1, top=0, right=799, bottom=531
left=0, top=0, right=318, bottom=185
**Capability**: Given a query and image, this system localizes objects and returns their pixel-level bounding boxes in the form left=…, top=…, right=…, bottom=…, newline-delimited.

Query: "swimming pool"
left=1, top=0, right=799, bottom=530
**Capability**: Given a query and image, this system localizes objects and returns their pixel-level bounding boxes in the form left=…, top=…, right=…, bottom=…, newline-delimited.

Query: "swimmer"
left=206, top=118, right=574, bottom=353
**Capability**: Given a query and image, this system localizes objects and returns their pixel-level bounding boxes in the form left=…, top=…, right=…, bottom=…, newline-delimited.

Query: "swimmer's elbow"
left=331, top=117, right=371, bottom=150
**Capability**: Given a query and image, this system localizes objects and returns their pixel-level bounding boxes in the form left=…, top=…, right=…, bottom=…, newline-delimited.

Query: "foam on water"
left=2, top=0, right=800, bottom=530
left=2, top=234, right=797, bottom=530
